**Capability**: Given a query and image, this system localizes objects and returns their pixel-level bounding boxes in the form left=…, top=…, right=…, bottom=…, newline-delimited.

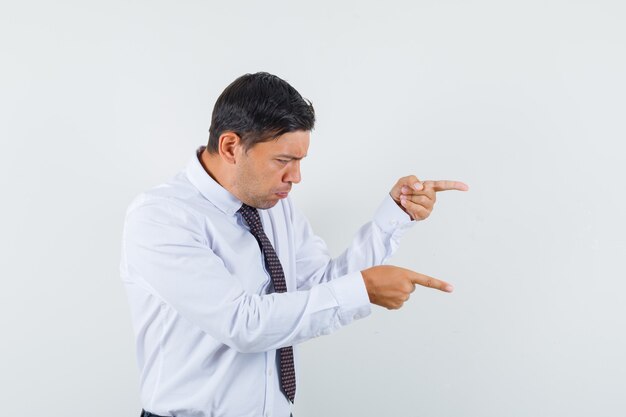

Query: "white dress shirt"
left=120, top=147, right=414, bottom=417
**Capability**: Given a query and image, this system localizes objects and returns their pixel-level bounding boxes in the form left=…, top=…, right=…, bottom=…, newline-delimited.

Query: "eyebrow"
left=275, top=154, right=307, bottom=160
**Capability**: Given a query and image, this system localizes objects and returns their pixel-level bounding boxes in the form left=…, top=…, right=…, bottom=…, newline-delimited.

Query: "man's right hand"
left=361, top=265, right=454, bottom=310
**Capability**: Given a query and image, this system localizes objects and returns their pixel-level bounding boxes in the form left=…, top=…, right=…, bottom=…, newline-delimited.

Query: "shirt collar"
left=185, top=146, right=242, bottom=216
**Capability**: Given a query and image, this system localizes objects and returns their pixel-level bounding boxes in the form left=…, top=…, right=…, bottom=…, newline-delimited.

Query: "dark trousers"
left=141, top=411, right=167, bottom=417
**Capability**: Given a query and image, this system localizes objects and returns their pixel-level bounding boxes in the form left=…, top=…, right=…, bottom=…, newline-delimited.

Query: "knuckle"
left=414, top=207, right=428, bottom=220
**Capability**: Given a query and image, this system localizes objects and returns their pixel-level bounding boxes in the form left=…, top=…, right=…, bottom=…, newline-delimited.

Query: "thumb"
left=397, top=175, right=423, bottom=193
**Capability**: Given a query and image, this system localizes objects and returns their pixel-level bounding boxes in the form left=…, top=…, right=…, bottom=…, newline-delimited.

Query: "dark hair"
left=207, top=72, right=315, bottom=153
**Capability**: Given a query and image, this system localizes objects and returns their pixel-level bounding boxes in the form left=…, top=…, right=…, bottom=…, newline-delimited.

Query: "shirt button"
left=390, top=220, right=399, bottom=226
left=268, top=368, right=273, bottom=376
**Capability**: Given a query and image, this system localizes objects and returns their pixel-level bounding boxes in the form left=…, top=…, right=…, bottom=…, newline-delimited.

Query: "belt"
left=141, top=408, right=293, bottom=417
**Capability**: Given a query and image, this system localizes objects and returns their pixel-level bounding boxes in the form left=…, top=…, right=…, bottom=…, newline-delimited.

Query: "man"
left=121, top=72, right=468, bottom=417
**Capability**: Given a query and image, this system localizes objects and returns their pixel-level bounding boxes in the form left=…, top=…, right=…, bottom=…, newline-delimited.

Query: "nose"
left=283, top=160, right=301, bottom=184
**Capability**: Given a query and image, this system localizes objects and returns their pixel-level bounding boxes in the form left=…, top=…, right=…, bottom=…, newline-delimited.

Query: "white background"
left=1, top=1, right=625, bottom=416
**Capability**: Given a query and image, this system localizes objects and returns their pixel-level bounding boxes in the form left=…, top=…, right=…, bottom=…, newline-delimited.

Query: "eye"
left=276, top=159, right=290, bottom=165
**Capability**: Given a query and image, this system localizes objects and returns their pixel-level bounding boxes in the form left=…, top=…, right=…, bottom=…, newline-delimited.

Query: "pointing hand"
left=389, top=175, right=469, bottom=221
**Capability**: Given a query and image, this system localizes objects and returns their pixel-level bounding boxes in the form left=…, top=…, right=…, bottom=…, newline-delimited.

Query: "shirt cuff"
left=373, top=194, right=415, bottom=235
left=327, top=271, right=371, bottom=324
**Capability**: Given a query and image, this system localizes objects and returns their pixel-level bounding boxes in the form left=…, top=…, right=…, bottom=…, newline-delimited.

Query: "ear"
left=218, top=132, right=242, bottom=164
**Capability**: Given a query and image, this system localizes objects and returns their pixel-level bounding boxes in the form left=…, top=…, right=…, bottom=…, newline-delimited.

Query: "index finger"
left=410, top=271, right=454, bottom=293
left=423, top=180, right=469, bottom=192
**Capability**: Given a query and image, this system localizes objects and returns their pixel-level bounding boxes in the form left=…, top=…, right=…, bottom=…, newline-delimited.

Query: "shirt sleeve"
left=121, top=197, right=370, bottom=354
left=293, top=194, right=415, bottom=290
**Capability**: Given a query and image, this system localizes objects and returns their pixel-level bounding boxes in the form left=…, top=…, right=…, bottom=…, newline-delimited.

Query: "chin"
left=248, top=198, right=279, bottom=210
left=259, top=201, right=279, bottom=210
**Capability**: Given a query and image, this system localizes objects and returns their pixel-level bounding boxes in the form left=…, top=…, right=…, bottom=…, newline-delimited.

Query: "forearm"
left=219, top=272, right=370, bottom=352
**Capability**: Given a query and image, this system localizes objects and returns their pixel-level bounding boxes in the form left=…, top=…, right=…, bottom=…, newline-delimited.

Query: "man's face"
left=233, top=130, right=310, bottom=209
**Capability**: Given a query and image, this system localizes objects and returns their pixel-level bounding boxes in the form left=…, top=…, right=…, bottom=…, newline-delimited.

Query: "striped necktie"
left=238, top=203, right=296, bottom=403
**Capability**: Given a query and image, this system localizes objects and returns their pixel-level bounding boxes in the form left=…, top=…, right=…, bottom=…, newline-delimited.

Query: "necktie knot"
left=238, top=203, right=260, bottom=227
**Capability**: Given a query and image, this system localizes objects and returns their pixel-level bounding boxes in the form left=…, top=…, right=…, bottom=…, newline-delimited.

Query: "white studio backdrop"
left=1, top=1, right=625, bottom=416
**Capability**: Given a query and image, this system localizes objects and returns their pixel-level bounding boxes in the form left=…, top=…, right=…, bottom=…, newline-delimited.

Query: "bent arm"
left=121, top=200, right=370, bottom=354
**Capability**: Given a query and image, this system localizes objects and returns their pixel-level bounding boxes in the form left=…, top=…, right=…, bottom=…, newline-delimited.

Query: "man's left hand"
left=389, top=175, right=469, bottom=221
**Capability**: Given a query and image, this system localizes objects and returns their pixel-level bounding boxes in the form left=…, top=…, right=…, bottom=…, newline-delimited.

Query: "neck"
left=199, top=148, right=230, bottom=189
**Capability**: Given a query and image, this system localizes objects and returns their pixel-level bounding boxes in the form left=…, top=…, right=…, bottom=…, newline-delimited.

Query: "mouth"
left=275, top=188, right=291, bottom=199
